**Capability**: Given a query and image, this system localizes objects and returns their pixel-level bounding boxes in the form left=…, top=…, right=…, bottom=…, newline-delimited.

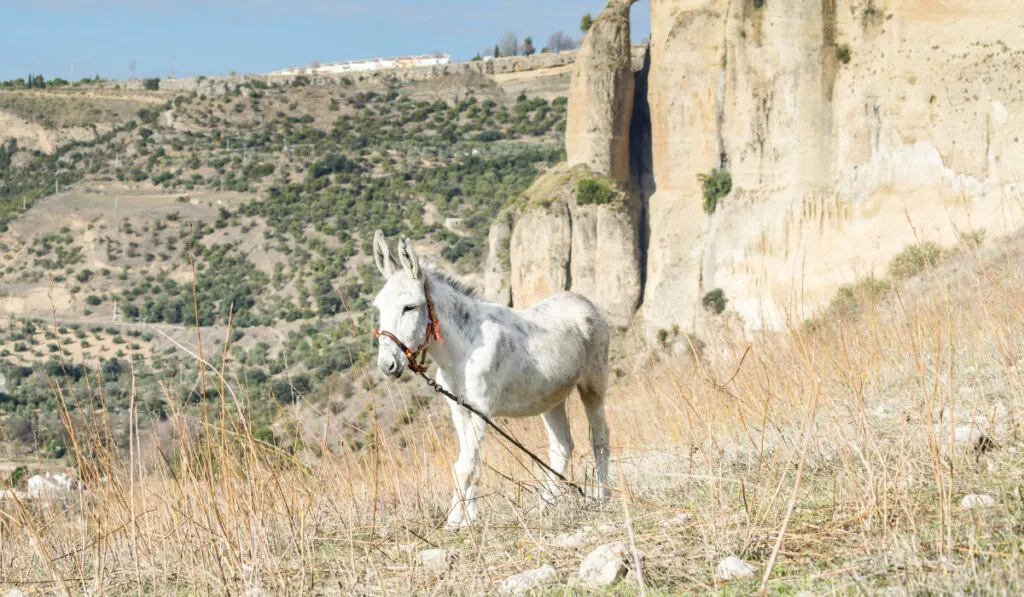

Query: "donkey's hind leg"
left=539, top=399, right=573, bottom=508
left=579, top=380, right=611, bottom=500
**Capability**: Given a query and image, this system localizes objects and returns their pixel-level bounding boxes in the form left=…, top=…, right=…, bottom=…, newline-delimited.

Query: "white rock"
left=498, top=564, right=558, bottom=596
left=597, top=523, right=618, bottom=534
left=26, top=473, right=73, bottom=498
left=417, top=548, right=454, bottom=573
left=954, top=425, right=988, bottom=444
left=960, top=494, right=996, bottom=509
left=5, top=590, right=27, bottom=597
left=578, top=541, right=642, bottom=588
left=661, top=512, right=691, bottom=527
left=716, top=556, right=756, bottom=581
left=553, top=528, right=595, bottom=549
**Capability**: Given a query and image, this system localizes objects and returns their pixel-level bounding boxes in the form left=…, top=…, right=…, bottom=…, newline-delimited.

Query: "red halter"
left=372, top=279, right=443, bottom=374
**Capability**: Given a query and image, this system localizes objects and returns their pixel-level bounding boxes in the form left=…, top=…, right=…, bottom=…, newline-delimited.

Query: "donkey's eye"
left=402, top=305, right=417, bottom=314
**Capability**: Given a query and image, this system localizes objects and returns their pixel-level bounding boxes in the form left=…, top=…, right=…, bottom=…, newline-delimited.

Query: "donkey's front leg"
left=446, top=404, right=487, bottom=531
left=539, top=400, right=573, bottom=508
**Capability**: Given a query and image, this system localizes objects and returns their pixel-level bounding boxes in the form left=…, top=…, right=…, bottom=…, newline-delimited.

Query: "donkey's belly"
left=492, top=385, right=574, bottom=418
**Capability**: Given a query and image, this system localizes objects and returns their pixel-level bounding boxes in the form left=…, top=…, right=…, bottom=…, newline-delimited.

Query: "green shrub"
left=8, top=466, right=29, bottom=490
left=887, top=242, right=943, bottom=280
left=699, top=169, right=731, bottom=214
left=85, top=295, right=102, bottom=306
left=835, top=44, right=852, bottom=64
left=142, top=78, right=160, bottom=91
left=577, top=178, right=615, bottom=206
left=702, top=288, right=728, bottom=315
left=828, top=277, right=891, bottom=316
left=959, top=230, right=986, bottom=249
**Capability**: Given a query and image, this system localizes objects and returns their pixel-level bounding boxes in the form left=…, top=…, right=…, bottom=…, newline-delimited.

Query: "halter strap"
left=373, top=279, right=443, bottom=374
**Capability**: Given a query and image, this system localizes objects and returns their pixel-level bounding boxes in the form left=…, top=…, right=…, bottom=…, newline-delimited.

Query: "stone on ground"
left=498, top=564, right=559, bottom=596
left=716, top=556, right=756, bottom=581
left=417, top=548, right=455, bottom=574
left=960, top=494, right=996, bottom=509
left=553, top=527, right=595, bottom=548
left=578, top=541, right=643, bottom=588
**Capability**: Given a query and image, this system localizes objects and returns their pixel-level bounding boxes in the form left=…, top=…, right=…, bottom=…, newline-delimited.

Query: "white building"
left=269, top=54, right=450, bottom=77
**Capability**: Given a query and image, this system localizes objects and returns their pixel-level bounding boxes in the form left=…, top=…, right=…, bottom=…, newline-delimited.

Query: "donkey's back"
left=478, top=291, right=609, bottom=418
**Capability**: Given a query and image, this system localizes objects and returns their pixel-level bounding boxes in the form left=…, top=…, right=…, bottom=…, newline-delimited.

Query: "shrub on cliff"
left=576, top=178, right=615, bottom=206
left=699, top=169, right=732, bottom=214
left=835, top=44, right=852, bottom=64
left=702, top=289, right=728, bottom=315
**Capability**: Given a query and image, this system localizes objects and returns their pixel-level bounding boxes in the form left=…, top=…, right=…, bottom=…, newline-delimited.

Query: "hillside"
left=3, top=207, right=1024, bottom=593
left=0, top=58, right=574, bottom=459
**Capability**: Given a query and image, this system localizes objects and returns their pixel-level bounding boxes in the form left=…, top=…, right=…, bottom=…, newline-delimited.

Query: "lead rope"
left=413, top=368, right=585, bottom=499
left=373, top=281, right=586, bottom=499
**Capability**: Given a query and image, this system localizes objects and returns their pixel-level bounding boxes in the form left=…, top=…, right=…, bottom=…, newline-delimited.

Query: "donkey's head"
left=371, top=230, right=429, bottom=378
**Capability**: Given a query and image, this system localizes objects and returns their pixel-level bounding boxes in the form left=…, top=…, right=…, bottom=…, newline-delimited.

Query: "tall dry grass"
left=3, top=233, right=1024, bottom=595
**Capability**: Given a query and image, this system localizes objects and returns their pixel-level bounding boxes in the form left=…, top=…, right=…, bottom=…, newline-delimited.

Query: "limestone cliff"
left=488, top=0, right=1024, bottom=341
left=487, top=164, right=643, bottom=326
left=566, top=0, right=638, bottom=183
left=687, top=0, right=1024, bottom=337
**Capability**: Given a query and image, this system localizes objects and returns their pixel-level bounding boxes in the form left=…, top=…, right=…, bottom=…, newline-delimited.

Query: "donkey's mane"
left=424, top=265, right=477, bottom=298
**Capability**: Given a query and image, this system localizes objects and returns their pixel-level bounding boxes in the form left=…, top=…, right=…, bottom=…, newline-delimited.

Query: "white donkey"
left=371, top=230, right=611, bottom=529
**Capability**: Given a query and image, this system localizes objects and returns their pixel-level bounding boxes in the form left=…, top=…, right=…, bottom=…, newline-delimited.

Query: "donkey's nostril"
left=387, top=361, right=397, bottom=373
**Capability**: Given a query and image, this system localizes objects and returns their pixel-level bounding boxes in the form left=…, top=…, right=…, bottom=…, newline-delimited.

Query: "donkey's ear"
left=397, top=236, right=421, bottom=280
left=373, top=230, right=396, bottom=277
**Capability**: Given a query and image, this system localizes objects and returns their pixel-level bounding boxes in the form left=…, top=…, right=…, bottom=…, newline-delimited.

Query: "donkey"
left=371, top=230, right=611, bottom=530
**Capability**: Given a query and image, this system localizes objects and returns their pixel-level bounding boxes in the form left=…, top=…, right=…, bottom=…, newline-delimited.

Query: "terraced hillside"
left=0, top=74, right=569, bottom=459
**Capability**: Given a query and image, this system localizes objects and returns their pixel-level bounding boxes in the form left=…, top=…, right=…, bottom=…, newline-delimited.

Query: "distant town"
left=268, top=54, right=453, bottom=77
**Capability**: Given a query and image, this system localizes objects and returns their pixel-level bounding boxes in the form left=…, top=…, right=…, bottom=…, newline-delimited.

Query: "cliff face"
left=485, top=165, right=643, bottom=327
left=697, top=0, right=1024, bottom=337
left=489, top=0, right=1024, bottom=340
left=565, top=0, right=638, bottom=183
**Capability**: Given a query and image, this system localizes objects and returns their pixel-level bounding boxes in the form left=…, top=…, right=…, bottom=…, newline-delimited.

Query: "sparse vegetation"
left=0, top=74, right=570, bottom=460
left=575, top=178, right=615, bottom=206
left=699, top=168, right=732, bottom=214
left=4, top=227, right=1024, bottom=593
left=888, top=241, right=943, bottom=279
left=826, top=276, right=891, bottom=317
left=701, top=288, right=728, bottom=314
left=835, top=43, right=853, bottom=64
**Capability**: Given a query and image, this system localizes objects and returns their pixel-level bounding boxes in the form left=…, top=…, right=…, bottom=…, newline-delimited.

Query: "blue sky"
left=0, top=0, right=650, bottom=82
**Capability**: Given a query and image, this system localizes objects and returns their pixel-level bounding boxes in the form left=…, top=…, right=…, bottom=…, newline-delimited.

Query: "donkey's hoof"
left=583, top=489, right=612, bottom=507
left=444, top=515, right=476, bottom=532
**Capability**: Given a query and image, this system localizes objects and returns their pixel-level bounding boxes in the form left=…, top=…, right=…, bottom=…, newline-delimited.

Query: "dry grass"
left=4, top=233, right=1024, bottom=595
